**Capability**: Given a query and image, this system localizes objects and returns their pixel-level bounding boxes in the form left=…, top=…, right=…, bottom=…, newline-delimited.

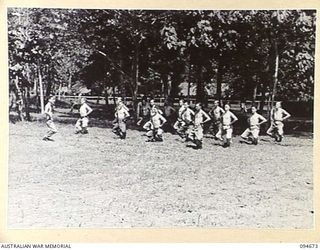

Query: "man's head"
left=183, top=101, right=189, bottom=109
left=80, top=97, right=86, bottom=105
left=142, top=96, right=147, bottom=104
left=214, top=100, right=219, bottom=107
left=150, top=106, right=158, bottom=116
left=49, top=96, right=56, bottom=104
left=275, top=101, right=281, bottom=109
left=251, top=106, right=257, bottom=114
left=179, top=99, right=184, bottom=106
left=224, top=104, right=230, bottom=111
left=150, top=99, right=155, bottom=107
left=116, top=97, right=122, bottom=105
left=195, top=103, right=202, bottom=111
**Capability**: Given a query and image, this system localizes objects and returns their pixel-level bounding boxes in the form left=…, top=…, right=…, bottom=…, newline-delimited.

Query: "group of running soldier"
left=42, top=95, right=291, bottom=149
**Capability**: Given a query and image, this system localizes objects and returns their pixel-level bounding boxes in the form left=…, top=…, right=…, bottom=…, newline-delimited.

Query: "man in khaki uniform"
left=209, top=100, right=225, bottom=140
left=188, top=103, right=211, bottom=149
left=75, top=97, right=93, bottom=134
left=241, top=106, right=267, bottom=145
left=267, top=102, right=291, bottom=142
left=220, top=104, right=238, bottom=147
left=145, top=106, right=167, bottom=142
left=43, top=96, right=58, bottom=141
left=113, top=99, right=130, bottom=139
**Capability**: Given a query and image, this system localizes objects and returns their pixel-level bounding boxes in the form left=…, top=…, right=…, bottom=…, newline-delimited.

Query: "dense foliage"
left=8, top=8, right=315, bottom=119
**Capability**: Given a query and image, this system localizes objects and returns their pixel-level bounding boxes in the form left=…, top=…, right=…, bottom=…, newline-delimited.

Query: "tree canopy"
left=7, top=8, right=316, bottom=119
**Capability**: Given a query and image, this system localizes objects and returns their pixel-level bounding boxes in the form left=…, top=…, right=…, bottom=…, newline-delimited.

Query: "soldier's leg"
left=251, top=128, right=260, bottom=145
left=277, top=122, right=284, bottom=136
left=276, top=122, right=284, bottom=142
left=177, top=122, right=186, bottom=138
left=224, top=127, right=233, bottom=147
left=44, top=120, right=57, bottom=140
left=194, top=126, right=203, bottom=149
left=81, top=117, right=89, bottom=134
left=215, top=122, right=223, bottom=140
left=185, top=125, right=194, bottom=142
left=143, top=121, right=151, bottom=131
left=241, top=128, right=251, bottom=140
left=155, top=128, right=164, bottom=141
left=119, top=120, right=126, bottom=139
left=173, top=120, right=180, bottom=131
left=75, top=118, right=82, bottom=133
left=266, top=124, right=275, bottom=137
left=146, top=130, right=155, bottom=141
left=112, top=122, right=121, bottom=136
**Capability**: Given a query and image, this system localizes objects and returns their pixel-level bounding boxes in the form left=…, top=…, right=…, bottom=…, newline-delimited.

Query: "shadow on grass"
left=186, top=144, right=201, bottom=150
left=209, top=142, right=223, bottom=147
left=239, top=140, right=253, bottom=145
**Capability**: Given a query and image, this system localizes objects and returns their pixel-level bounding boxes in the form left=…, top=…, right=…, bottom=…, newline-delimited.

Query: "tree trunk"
left=104, top=87, right=109, bottom=106
left=167, top=74, right=173, bottom=100
left=38, top=65, right=45, bottom=114
left=130, top=43, right=140, bottom=111
left=14, top=76, right=24, bottom=121
left=186, top=54, right=192, bottom=102
left=68, top=73, right=72, bottom=90
left=163, top=74, right=172, bottom=101
left=259, top=85, right=266, bottom=112
left=112, top=84, right=116, bottom=105
left=46, top=68, right=53, bottom=97
left=187, top=82, right=191, bottom=102
left=196, top=64, right=205, bottom=103
left=34, top=78, right=40, bottom=113
left=133, top=45, right=139, bottom=104
left=271, top=39, right=279, bottom=107
left=24, top=87, right=31, bottom=121
left=252, top=84, right=257, bottom=102
left=58, top=83, right=62, bottom=100
left=216, top=60, right=223, bottom=101
left=133, top=83, right=139, bottom=110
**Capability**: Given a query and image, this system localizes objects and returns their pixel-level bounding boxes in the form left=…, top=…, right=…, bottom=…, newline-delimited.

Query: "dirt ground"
left=8, top=119, right=314, bottom=229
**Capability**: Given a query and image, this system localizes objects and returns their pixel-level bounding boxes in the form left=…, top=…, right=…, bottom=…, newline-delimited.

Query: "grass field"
left=8, top=113, right=314, bottom=229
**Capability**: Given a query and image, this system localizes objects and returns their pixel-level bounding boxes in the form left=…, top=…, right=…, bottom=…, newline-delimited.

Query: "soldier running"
left=188, top=103, right=211, bottom=149
left=136, top=96, right=151, bottom=126
left=209, top=100, right=225, bottom=140
left=112, top=99, right=130, bottom=139
left=75, top=97, right=93, bottom=134
left=43, top=96, right=58, bottom=141
left=266, top=101, right=291, bottom=142
left=241, top=106, right=267, bottom=145
left=220, top=104, right=238, bottom=147
left=145, top=106, right=167, bottom=142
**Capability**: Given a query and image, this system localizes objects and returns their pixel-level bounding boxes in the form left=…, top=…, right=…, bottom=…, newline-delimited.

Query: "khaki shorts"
left=267, top=121, right=284, bottom=135
left=222, top=125, right=233, bottom=139
left=46, top=120, right=57, bottom=133
left=241, top=126, right=260, bottom=139
left=190, top=125, right=203, bottom=141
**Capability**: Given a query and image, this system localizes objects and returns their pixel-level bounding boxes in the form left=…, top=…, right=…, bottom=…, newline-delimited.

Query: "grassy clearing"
left=8, top=117, right=313, bottom=229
